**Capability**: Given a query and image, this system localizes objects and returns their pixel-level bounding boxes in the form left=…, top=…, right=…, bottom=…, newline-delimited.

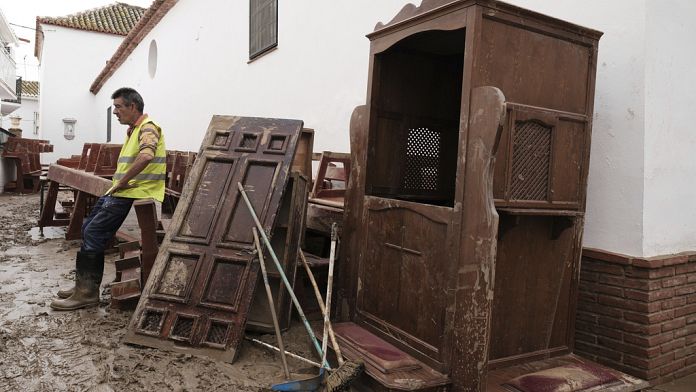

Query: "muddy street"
left=0, top=193, right=317, bottom=392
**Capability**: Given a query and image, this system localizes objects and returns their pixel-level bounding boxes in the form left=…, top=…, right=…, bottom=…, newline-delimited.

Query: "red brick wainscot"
left=575, top=248, right=696, bottom=385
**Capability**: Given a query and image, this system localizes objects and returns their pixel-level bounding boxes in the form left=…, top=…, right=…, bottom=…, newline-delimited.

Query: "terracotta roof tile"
left=21, top=80, right=39, bottom=98
left=37, top=3, right=146, bottom=36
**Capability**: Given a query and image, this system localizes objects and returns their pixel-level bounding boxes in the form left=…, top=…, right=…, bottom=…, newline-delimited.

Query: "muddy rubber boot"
left=56, top=286, right=75, bottom=299
left=56, top=250, right=93, bottom=298
left=56, top=251, right=83, bottom=299
left=50, top=252, right=104, bottom=311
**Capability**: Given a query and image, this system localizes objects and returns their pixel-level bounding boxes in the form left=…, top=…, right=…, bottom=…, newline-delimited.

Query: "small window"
left=249, top=0, right=278, bottom=60
left=148, top=40, right=158, bottom=78
left=33, top=111, right=39, bottom=135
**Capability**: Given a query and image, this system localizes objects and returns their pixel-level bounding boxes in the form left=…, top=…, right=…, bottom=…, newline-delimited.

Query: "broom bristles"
left=325, top=360, right=364, bottom=392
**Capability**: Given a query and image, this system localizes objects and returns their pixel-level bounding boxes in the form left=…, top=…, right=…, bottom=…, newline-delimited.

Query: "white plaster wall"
left=2, top=97, right=39, bottom=138
left=642, top=0, right=696, bottom=256
left=38, top=25, right=123, bottom=162
left=0, top=157, right=12, bottom=193
left=478, top=0, right=647, bottom=256
left=87, top=0, right=695, bottom=257
left=94, top=0, right=407, bottom=152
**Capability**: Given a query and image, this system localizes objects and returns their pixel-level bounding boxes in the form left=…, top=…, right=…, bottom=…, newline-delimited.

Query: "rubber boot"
left=56, top=250, right=92, bottom=298
left=56, top=251, right=81, bottom=299
left=56, top=286, right=75, bottom=299
left=50, top=252, right=104, bottom=311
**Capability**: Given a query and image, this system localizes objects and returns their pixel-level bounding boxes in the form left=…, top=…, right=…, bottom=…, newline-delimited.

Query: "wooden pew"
left=1, top=137, right=53, bottom=193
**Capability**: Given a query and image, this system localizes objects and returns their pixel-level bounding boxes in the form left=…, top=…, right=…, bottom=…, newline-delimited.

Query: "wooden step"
left=327, top=322, right=450, bottom=391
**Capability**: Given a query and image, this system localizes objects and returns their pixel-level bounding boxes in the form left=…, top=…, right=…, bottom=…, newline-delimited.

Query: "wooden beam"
left=47, top=164, right=112, bottom=196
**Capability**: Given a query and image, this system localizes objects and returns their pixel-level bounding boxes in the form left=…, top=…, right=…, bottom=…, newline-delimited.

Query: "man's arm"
left=107, top=123, right=160, bottom=195
left=107, top=153, right=153, bottom=194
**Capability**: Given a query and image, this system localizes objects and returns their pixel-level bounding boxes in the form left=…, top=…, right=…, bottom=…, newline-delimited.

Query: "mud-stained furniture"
left=161, top=150, right=197, bottom=219
left=39, top=144, right=122, bottom=240
left=111, top=199, right=160, bottom=310
left=125, top=116, right=304, bottom=363
left=1, top=137, right=53, bottom=193
left=247, top=171, right=309, bottom=332
left=337, top=1, right=628, bottom=391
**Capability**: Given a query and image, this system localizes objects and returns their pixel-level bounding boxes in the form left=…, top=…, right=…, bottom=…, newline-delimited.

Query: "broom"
left=237, top=183, right=363, bottom=391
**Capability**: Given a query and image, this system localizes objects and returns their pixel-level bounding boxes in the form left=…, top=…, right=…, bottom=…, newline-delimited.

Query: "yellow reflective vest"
left=111, top=117, right=166, bottom=202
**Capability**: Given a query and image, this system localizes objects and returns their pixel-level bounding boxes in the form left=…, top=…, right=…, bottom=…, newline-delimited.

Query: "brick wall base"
left=575, top=248, right=696, bottom=385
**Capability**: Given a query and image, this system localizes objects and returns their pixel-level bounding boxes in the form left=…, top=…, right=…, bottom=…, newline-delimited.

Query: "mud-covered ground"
left=0, top=193, right=318, bottom=391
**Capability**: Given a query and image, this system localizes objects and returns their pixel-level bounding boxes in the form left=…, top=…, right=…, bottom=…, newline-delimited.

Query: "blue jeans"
left=81, top=196, right=134, bottom=252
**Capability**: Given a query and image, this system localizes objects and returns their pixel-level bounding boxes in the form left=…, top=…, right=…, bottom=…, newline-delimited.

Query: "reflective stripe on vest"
left=112, top=117, right=166, bottom=202
left=117, top=156, right=167, bottom=164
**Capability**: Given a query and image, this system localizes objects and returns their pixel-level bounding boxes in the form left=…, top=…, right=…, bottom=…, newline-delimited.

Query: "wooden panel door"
left=126, top=116, right=303, bottom=362
left=356, top=197, right=453, bottom=371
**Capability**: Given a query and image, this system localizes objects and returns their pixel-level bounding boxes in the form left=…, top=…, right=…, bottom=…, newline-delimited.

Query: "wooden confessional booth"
left=336, top=1, right=645, bottom=391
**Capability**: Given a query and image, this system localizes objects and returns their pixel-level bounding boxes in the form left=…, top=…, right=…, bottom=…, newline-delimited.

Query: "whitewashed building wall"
left=38, top=25, right=123, bottom=162
left=39, top=0, right=696, bottom=258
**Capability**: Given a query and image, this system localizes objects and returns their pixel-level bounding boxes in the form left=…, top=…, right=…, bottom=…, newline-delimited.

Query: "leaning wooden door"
left=356, top=197, right=454, bottom=370
left=126, top=116, right=303, bottom=362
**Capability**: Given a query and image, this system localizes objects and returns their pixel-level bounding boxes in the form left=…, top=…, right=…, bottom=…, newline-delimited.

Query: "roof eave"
left=90, top=0, right=179, bottom=95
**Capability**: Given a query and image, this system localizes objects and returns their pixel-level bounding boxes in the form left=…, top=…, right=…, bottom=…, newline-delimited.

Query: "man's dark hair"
left=111, top=87, right=144, bottom=112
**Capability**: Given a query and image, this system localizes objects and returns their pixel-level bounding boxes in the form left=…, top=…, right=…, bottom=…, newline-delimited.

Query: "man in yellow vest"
left=51, top=87, right=166, bottom=310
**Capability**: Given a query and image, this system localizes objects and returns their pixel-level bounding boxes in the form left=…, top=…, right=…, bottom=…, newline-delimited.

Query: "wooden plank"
left=125, top=116, right=304, bottom=363
left=291, top=128, right=314, bottom=179
left=47, top=164, right=112, bottom=196
left=306, top=202, right=343, bottom=234
left=134, top=200, right=159, bottom=284
left=450, top=86, right=506, bottom=389
left=38, top=181, right=60, bottom=228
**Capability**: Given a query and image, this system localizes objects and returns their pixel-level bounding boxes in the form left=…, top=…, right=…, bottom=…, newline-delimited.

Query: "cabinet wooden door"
left=126, top=116, right=303, bottom=362
left=356, top=197, right=453, bottom=370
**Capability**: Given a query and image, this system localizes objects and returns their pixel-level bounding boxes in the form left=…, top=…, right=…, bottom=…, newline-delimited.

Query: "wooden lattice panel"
left=402, top=127, right=441, bottom=192
left=510, top=121, right=551, bottom=201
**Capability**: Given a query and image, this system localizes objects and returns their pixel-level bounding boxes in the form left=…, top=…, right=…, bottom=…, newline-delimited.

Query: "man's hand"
left=105, top=180, right=135, bottom=196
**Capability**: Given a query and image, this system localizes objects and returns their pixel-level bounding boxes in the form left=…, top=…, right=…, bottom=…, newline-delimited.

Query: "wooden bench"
left=2, top=137, right=53, bottom=193
left=162, top=150, right=197, bottom=218
left=39, top=143, right=122, bottom=238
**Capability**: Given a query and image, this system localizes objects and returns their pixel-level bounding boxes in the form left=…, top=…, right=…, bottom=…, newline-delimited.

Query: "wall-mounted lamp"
left=63, top=117, right=76, bottom=140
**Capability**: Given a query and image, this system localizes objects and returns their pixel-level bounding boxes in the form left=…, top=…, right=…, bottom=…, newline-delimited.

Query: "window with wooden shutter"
left=106, top=106, right=112, bottom=142
left=249, top=0, right=278, bottom=60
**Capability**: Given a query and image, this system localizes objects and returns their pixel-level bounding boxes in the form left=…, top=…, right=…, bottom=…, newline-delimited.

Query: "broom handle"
left=299, top=250, right=345, bottom=365
left=253, top=228, right=291, bottom=379
left=237, top=182, right=329, bottom=368
left=246, top=337, right=325, bottom=369
left=321, top=223, right=338, bottom=368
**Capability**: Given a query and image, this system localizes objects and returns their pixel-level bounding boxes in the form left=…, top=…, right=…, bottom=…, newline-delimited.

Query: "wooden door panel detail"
left=126, top=116, right=303, bottom=362
left=221, top=160, right=280, bottom=247
left=169, top=313, right=200, bottom=343
left=358, top=201, right=449, bottom=363
left=136, top=307, right=168, bottom=336
left=152, top=252, right=201, bottom=302
left=494, top=103, right=588, bottom=208
left=201, top=319, right=233, bottom=348
left=176, top=158, right=235, bottom=242
left=199, top=256, right=251, bottom=312
left=233, top=132, right=261, bottom=152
